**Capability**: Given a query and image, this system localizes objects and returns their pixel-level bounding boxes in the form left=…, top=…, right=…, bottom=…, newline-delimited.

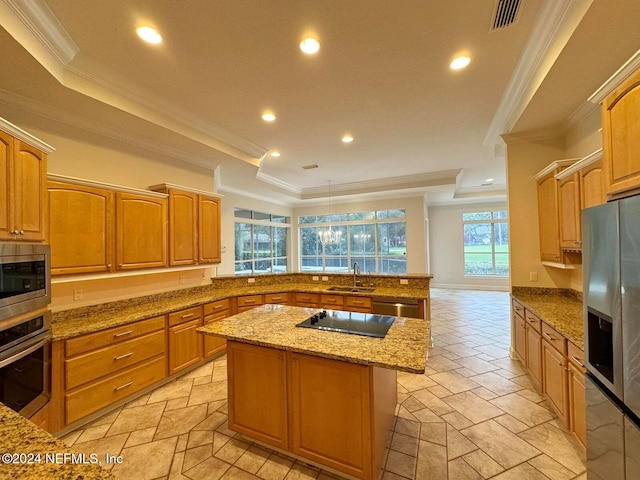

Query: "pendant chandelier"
left=318, top=180, right=342, bottom=245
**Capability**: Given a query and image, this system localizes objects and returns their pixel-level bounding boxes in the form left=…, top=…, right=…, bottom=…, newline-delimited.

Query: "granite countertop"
left=0, top=404, right=116, bottom=480
left=197, top=304, right=429, bottom=374
left=511, top=288, right=583, bottom=348
left=52, top=283, right=429, bottom=341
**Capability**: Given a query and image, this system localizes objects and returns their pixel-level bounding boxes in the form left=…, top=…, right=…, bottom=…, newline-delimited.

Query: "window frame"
left=234, top=209, right=290, bottom=274
left=462, top=210, right=509, bottom=277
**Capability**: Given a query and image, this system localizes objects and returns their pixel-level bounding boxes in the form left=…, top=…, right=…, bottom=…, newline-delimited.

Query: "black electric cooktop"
left=296, top=310, right=395, bottom=338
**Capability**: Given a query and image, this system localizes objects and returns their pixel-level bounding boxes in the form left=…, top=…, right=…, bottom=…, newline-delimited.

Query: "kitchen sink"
left=326, top=286, right=376, bottom=293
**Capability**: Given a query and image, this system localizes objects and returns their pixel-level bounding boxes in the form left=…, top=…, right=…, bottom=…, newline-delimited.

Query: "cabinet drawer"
left=320, top=294, right=344, bottom=308
left=295, top=293, right=319, bottom=304
left=541, top=323, right=567, bottom=355
left=265, top=293, right=290, bottom=304
left=237, top=295, right=264, bottom=308
left=512, top=299, right=525, bottom=319
left=205, top=310, right=229, bottom=322
left=524, top=311, right=542, bottom=333
left=168, top=306, right=203, bottom=327
left=345, top=296, right=372, bottom=310
left=203, top=299, right=230, bottom=316
left=568, top=341, right=586, bottom=372
left=65, top=316, right=165, bottom=357
left=66, top=356, right=166, bottom=424
left=65, top=330, right=166, bottom=390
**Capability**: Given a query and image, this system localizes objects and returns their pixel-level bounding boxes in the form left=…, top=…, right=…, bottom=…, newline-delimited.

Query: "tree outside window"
left=463, top=211, right=509, bottom=276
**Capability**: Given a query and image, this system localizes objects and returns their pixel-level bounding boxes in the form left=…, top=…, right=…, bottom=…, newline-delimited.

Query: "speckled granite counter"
left=52, top=280, right=429, bottom=341
left=0, top=404, right=116, bottom=480
left=197, top=304, right=429, bottom=373
left=512, top=287, right=583, bottom=348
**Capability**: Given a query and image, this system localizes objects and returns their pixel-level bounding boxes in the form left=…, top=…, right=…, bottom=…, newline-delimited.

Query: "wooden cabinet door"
left=525, top=325, right=542, bottom=390
left=537, top=174, right=563, bottom=262
left=48, top=181, right=115, bottom=275
left=603, top=68, right=640, bottom=198
left=168, top=318, right=203, bottom=375
left=168, top=190, right=197, bottom=265
left=203, top=309, right=228, bottom=357
left=0, top=131, right=12, bottom=240
left=116, top=192, right=167, bottom=270
left=542, top=340, right=569, bottom=426
left=558, top=173, right=581, bottom=250
left=198, top=195, right=221, bottom=264
left=514, top=314, right=526, bottom=363
left=227, top=341, right=288, bottom=449
left=12, top=140, right=47, bottom=241
left=568, top=361, right=586, bottom=447
left=289, top=352, right=372, bottom=479
left=580, top=158, right=606, bottom=209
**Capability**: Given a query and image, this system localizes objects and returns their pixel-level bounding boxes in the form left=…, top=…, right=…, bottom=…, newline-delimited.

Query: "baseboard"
left=430, top=283, right=510, bottom=292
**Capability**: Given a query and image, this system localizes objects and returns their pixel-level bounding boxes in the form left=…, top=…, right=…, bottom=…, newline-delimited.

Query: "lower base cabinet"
left=168, top=307, right=204, bottom=375
left=226, top=340, right=397, bottom=480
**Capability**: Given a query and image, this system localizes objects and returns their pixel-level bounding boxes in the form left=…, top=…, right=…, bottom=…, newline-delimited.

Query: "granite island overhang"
left=197, top=304, right=429, bottom=480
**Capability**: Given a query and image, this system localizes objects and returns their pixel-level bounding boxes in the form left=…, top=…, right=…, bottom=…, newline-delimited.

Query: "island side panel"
left=227, top=341, right=289, bottom=450
left=288, top=351, right=373, bottom=479
left=371, top=365, right=398, bottom=476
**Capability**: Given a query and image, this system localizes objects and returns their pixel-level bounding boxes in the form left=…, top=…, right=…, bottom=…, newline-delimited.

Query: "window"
left=462, top=210, right=509, bottom=276
left=235, top=209, right=290, bottom=274
left=299, top=209, right=406, bottom=273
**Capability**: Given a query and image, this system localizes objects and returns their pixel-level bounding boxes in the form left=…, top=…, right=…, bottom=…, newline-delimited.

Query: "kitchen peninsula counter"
left=0, top=404, right=116, bottom=480
left=51, top=276, right=430, bottom=341
left=197, top=304, right=429, bottom=373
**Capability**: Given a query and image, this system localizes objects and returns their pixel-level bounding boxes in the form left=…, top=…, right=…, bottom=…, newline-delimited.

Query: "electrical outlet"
left=248, top=277, right=255, bottom=283
left=73, top=289, right=83, bottom=301
left=312, top=276, right=319, bottom=281
left=321, top=276, right=329, bottom=281
left=529, top=272, right=538, bottom=282
left=399, top=279, right=409, bottom=285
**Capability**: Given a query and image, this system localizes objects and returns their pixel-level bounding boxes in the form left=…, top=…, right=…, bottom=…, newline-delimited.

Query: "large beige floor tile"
left=448, top=457, right=483, bottom=479
left=257, top=454, right=295, bottom=480
left=518, top=422, right=586, bottom=475
left=490, top=462, right=550, bottom=480
left=443, top=391, right=505, bottom=424
left=429, top=371, right=481, bottom=394
left=490, top=393, right=555, bottom=427
left=155, top=404, right=208, bottom=439
left=111, top=437, right=177, bottom=480
left=107, top=402, right=166, bottom=436
left=415, top=440, right=447, bottom=479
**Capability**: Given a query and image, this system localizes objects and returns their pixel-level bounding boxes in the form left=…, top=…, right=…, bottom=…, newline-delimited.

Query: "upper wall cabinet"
left=602, top=67, right=640, bottom=199
left=0, top=119, right=54, bottom=242
left=48, top=181, right=114, bottom=275
left=534, top=160, right=576, bottom=264
left=150, top=184, right=221, bottom=265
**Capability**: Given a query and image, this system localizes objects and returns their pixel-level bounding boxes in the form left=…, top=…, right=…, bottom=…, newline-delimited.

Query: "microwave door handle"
left=0, top=336, right=50, bottom=369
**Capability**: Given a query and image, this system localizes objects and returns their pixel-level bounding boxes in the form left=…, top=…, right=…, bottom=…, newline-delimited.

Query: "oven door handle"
left=0, top=335, right=50, bottom=369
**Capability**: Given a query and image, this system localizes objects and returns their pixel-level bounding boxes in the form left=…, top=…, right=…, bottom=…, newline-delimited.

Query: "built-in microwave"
left=0, top=243, right=51, bottom=321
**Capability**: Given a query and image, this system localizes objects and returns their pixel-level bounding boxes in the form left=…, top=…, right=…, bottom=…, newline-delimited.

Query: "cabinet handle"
left=244, top=300, right=255, bottom=304
left=543, top=332, right=554, bottom=341
left=114, top=381, right=134, bottom=391
left=326, top=299, right=336, bottom=303
left=571, top=356, right=585, bottom=368
left=181, top=313, right=195, bottom=319
left=213, top=305, right=223, bottom=309
left=114, top=352, right=134, bottom=361
left=352, top=300, right=364, bottom=305
left=114, top=330, right=134, bottom=338
left=19, top=230, right=24, bottom=235
left=107, top=263, right=112, bottom=268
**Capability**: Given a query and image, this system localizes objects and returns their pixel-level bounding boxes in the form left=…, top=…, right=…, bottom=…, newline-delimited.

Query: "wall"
left=505, top=134, right=572, bottom=289
left=428, top=201, right=509, bottom=290
left=292, top=195, right=428, bottom=274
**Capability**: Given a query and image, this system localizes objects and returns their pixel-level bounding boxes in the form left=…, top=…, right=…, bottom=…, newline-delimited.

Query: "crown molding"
left=588, top=48, right=640, bottom=105
left=255, top=171, right=303, bottom=196
left=48, top=173, right=168, bottom=198
left=484, top=0, right=594, bottom=147
left=555, top=148, right=603, bottom=179
left=533, top=158, right=579, bottom=181
left=453, top=184, right=507, bottom=199
left=148, top=183, right=222, bottom=198
left=0, top=114, right=55, bottom=153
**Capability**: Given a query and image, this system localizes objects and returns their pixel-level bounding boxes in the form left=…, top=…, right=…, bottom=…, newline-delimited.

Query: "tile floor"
left=61, top=288, right=586, bottom=480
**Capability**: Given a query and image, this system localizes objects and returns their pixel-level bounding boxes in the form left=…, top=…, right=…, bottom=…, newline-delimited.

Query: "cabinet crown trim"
left=534, top=159, right=580, bottom=181
left=149, top=183, right=223, bottom=198
left=555, top=149, right=603, bottom=180
left=589, top=48, right=640, bottom=105
left=0, top=116, right=55, bottom=153
left=48, top=173, right=168, bottom=198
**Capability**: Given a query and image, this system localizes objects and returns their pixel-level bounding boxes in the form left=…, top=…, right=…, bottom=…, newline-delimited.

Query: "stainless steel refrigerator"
left=583, top=196, right=640, bottom=479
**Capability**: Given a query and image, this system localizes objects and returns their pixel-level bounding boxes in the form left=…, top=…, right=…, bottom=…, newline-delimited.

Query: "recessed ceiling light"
left=450, top=55, right=471, bottom=70
left=300, top=37, right=320, bottom=55
left=485, top=178, right=494, bottom=182
left=341, top=134, right=354, bottom=143
left=136, top=26, right=162, bottom=44
left=270, top=151, right=281, bottom=157
left=262, top=112, right=276, bottom=122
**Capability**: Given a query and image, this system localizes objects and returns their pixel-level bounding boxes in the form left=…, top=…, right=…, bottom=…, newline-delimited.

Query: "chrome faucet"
left=353, top=261, right=361, bottom=286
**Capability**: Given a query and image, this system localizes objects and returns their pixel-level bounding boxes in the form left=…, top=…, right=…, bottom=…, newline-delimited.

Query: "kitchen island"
left=198, top=304, right=429, bottom=480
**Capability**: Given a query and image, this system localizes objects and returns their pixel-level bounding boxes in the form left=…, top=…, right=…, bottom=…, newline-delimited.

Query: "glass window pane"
left=322, top=225, right=347, bottom=255
left=254, top=258, right=272, bottom=273
left=235, top=223, right=252, bottom=262
left=274, top=227, right=287, bottom=257
left=329, top=213, right=348, bottom=222
left=299, top=215, right=318, bottom=224
left=378, top=257, right=406, bottom=274
left=378, top=222, right=406, bottom=256
left=253, top=225, right=272, bottom=258
left=325, top=256, right=348, bottom=273
left=494, top=222, right=509, bottom=249
left=464, top=253, right=493, bottom=275
left=271, top=215, right=288, bottom=223
left=351, top=224, right=375, bottom=254
left=273, top=258, right=287, bottom=273
left=495, top=253, right=509, bottom=276
left=253, top=211, right=270, bottom=221
left=463, top=223, right=491, bottom=249
left=301, top=256, right=322, bottom=271
left=301, top=227, right=322, bottom=256
left=493, top=211, right=508, bottom=219
left=235, top=261, right=253, bottom=274
left=462, top=212, right=491, bottom=221
left=234, top=209, right=252, bottom=219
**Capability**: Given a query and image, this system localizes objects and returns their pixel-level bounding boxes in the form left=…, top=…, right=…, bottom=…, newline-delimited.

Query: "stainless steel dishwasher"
left=371, top=296, right=421, bottom=318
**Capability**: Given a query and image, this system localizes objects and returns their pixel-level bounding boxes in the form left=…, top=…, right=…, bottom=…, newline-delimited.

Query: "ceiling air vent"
left=490, top=0, right=522, bottom=31
left=301, top=164, right=319, bottom=170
